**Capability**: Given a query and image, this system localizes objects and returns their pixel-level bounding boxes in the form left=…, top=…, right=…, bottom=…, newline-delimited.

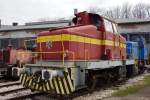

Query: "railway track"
left=0, top=81, right=20, bottom=88
left=0, top=81, right=43, bottom=100
left=0, top=72, right=148, bottom=100
left=71, top=72, right=150, bottom=100
left=39, top=73, right=149, bottom=100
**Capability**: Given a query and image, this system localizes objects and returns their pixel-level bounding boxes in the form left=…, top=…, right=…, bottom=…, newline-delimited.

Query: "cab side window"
left=112, top=23, right=118, bottom=34
left=104, top=19, right=113, bottom=33
left=90, top=14, right=101, bottom=28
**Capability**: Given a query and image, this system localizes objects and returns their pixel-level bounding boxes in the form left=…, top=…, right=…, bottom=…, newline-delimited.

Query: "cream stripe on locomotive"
left=19, top=74, right=23, bottom=83
left=24, top=77, right=30, bottom=87
left=28, top=78, right=33, bottom=87
left=58, top=77, right=65, bottom=94
left=53, top=77, right=60, bottom=94
left=37, top=34, right=126, bottom=48
left=62, top=76, right=70, bottom=94
left=22, top=74, right=27, bottom=86
left=35, top=77, right=41, bottom=90
left=46, top=72, right=74, bottom=95
left=46, top=81, right=50, bottom=91
left=43, top=82, right=46, bottom=92
left=49, top=79, right=55, bottom=90
left=19, top=69, right=74, bottom=95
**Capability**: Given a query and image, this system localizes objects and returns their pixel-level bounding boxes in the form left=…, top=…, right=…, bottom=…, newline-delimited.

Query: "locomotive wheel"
left=118, top=66, right=126, bottom=81
left=138, top=66, right=145, bottom=74
left=87, top=75, right=97, bottom=91
left=132, top=65, right=138, bottom=76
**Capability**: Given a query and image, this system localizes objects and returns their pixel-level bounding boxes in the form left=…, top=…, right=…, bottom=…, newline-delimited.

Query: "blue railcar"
left=126, top=40, right=148, bottom=74
left=129, top=36, right=148, bottom=61
left=138, top=40, right=148, bottom=60
left=126, top=41, right=148, bottom=61
left=126, top=41, right=139, bottom=60
left=140, top=48, right=148, bottom=60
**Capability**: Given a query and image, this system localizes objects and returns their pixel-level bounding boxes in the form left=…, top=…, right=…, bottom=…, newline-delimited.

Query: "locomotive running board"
left=86, top=60, right=135, bottom=69
left=19, top=72, right=75, bottom=95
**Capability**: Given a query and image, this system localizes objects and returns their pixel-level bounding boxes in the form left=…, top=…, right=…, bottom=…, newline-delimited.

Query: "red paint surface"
left=37, top=12, right=126, bottom=61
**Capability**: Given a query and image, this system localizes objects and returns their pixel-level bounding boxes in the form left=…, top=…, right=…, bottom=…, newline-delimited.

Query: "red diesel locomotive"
left=18, top=11, right=136, bottom=95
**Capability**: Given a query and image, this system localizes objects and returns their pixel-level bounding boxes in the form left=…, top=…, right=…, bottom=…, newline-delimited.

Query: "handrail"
left=85, top=49, right=89, bottom=68
left=17, top=51, right=75, bottom=67
left=61, top=35, right=65, bottom=66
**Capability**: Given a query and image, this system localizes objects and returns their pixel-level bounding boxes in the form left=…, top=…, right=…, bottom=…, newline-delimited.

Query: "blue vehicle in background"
left=126, top=41, right=139, bottom=60
left=126, top=37, right=148, bottom=75
left=138, top=40, right=148, bottom=62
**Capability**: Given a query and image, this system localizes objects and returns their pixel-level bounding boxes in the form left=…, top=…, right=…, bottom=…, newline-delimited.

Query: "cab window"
left=104, top=19, right=113, bottom=33
left=90, top=14, right=102, bottom=28
left=112, top=23, right=118, bottom=34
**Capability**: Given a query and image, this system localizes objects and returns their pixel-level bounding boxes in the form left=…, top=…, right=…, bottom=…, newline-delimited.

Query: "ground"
left=26, top=73, right=150, bottom=100
left=105, top=86, right=150, bottom=100
left=73, top=73, right=150, bottom=100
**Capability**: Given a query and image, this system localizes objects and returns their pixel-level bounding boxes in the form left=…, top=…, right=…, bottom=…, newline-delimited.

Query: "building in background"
left=117, top=19, right=150, bottom=53
left=0, top=20, right=70, bottom=49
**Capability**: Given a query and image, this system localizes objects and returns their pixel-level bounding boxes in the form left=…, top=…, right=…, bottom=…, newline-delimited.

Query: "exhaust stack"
left=74, top=9, right=78, bottom=15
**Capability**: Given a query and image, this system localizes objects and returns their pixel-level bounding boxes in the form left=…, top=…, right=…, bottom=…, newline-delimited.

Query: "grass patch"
left=112, top=74, right=150, bottom=97
left=144, top=74, right=150, bottom=86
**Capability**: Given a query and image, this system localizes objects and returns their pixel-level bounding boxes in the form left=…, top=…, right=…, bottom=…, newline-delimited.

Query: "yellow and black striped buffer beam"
left=20, top=72, right=75, bottom=95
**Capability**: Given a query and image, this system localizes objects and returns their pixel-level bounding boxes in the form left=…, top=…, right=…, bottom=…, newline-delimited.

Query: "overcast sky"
left=0, top=0, right=150, bottom=25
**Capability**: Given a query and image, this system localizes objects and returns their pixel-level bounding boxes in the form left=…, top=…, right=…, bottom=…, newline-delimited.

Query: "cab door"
left=103, top=19, right=114, bottom=59
left=112, top=23, right=120, bottom=59
left=103, top=19, right=121, bottom=59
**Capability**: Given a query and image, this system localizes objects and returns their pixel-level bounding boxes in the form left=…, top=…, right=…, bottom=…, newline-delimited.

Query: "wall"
left=0, top=30, right=37, bottom=49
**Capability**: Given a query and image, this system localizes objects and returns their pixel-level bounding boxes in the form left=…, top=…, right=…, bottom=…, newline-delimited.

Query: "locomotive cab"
left=73, top=12, right=126, bottom=59
left=72, top=11, right=103, bottom=28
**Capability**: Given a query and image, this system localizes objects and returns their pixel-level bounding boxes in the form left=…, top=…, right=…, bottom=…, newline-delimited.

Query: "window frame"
left=104, top=19, right=113, bottom=33
left=112, top=23, right=118, bottom=34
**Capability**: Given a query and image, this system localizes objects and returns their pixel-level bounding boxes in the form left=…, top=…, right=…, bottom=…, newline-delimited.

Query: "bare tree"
left=113, top=6, right=122, bottom=19
left=104, top=10, right=114, bottom=18
left=103, top=7, right=121, bottom=19
left=132, top=3, right=147, bottom=19
left=88, top=3, right=132, bottom=19
left=121, top=3, right=132, bottom=19
left=145, top=4, right=150, bottom=18
left=103, top=3, right=131, bottom=19
left=39, top=2, right=150, bottom=23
